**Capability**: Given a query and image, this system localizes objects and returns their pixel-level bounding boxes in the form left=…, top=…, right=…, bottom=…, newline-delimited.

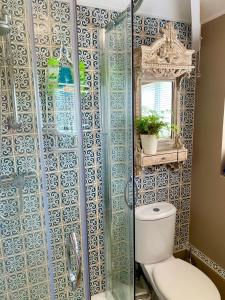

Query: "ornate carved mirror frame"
left=134, top=22, right=195, bottom=171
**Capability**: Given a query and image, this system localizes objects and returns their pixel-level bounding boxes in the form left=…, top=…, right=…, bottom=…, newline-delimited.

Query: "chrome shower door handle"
left=124, top=176, right=133, bottom=209
left=66, top=232, right=81, bottom=291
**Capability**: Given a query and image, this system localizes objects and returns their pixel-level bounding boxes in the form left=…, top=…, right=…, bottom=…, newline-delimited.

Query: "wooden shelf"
left=138, top=148, right=188, bottom=168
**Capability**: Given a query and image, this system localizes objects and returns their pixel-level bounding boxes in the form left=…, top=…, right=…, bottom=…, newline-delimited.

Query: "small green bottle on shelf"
left=47, top=57, right=60, bottom=95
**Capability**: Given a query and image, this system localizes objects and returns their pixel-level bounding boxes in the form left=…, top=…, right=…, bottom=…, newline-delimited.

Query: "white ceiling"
left=137, top=0, right=191, bottom=22
left=201, top=0, right=225, bottom=24
left=77, top=0, right=225, bottom=24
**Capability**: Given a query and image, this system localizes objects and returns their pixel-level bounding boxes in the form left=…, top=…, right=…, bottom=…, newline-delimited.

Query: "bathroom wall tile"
left=14, top=135, right=36, bottom=154
left=22, top=214, right=42, bottom=232
left=1, top=219, right=21, bottom=238
left=156, top=188, right=169, bottom=202
left=50, top=1, right=71, bottom=24
left=10, top=18, right=27, bottom=43
left=133, top=15, right=143, bottom=34
left=143, top=190, right=156, bottom=204
left=16, top=91, right=33, bottom=112
left=26, top=249, right=46, bottom=267
left=7, top=272, right=27, bottom=292
left=29, top=282, right=49, bottom=300
left=4, top=254, right=25, bottom=273
left=78, top=27, right=92, bottom=48
left=24, top=232, right=44, bottom=251
left=92, top=8, right=109, bottom=27
left=2, top=0, right=25, bottom=18
left=28, top=266, right=48, bottom=285
left=143, top=17, right=159, bottom=35
left=77, top=5, right=92, bottom=27
left=169, top=185, right=180, bottom=201
left=2, top=237, right=24, bottom=256
left=156, top=172, right=169, bottom=188
left=9, top=289, right=29, bottom=300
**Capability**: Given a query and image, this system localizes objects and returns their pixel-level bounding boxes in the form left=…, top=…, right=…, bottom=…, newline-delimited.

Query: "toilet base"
left=140, top=257, right=221, bottom=300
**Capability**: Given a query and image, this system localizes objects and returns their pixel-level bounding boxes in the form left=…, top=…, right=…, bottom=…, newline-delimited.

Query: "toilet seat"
left=151, top=258, right=221, bottom=300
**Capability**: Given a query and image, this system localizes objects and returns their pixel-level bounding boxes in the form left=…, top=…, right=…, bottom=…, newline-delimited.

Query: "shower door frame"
left=100, top=1, right=135, bottom=299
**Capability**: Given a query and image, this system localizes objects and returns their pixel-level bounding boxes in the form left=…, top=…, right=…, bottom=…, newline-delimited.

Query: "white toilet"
left=135, top=202, right=221, bottom=300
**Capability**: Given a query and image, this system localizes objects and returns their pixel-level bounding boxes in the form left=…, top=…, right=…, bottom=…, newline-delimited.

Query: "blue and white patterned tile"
left=10, top=18, right=27, bottom=43
left=77, top=5, right=92, bottom=27
left=63, top=205, right=79, bottom=223
left=50, top=0, right=71, bottom=24
left=29, top=283, right=49, bottom=300
left=143, top=17, right=159, bottom=35
left=133, top=15, right=142, bottom=34
left=24, top=231, right=44, bottom=251
left=49, top=209, right=62, bottom=227
left=2, top=237, right=24, bottom=256
left=78, top=27, right=92, bottom=48
left=169, top=186, right=180, bottom=201
left=1, top=0, right=25, bottom=18
left=9, top=289, right=29, bottom=300
left=61, top=188, right=79, bottom=206
left=22, top=214, right=42, bottom=232
left=156, top=172, right=169, bottom=188
left=28, top=266, right=48, bottom=285
left=14, top=135, right=35, bottom=154
left=156, top=188, right=169, bottom=202
left=7, top=272, right=27, bottom=292
left=143, top=190, right=156, bottom=204
left=92, top=8, right=109, bottom=28
left=26, top=249, right=46, bottom=267
left=4, top=255, right=25, bottom=273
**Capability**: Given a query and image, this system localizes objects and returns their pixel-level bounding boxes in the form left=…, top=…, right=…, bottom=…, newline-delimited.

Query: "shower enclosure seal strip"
left=26, top=1, right=56, bottom=298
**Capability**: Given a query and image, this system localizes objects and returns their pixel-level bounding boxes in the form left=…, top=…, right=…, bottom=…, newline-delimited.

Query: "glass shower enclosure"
left=100, top=2, right=135, bottom=300
left=0, top=0, right=135, bottom=299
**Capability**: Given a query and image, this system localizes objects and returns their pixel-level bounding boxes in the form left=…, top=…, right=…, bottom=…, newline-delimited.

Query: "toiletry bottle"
left=47, top=57, right=59, bottom=95
left=79, top=61, right=87, bottom=95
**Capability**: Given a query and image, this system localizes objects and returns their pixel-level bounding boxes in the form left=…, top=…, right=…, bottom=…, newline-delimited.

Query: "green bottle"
left=47, top=57, right=59, bottom=95
left=79, top=61, right=87, bottom=95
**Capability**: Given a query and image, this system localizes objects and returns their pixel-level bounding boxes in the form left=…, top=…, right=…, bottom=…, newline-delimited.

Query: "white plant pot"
left=140, top=134, right=158, bottom=155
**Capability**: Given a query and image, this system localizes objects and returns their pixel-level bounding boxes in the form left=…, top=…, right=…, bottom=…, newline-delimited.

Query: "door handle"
left=124, top=176, right=134, bottom=209
left=66, top=232, right=81, bottom=291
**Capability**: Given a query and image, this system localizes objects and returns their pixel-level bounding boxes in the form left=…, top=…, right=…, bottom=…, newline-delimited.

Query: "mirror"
left=141, top=80, right=174, bottom=139
left=134, top=22, right=195, bottom=170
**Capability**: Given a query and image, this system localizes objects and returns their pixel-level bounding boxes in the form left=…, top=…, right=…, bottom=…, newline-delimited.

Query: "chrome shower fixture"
left=0, top=8, right=21, bottom=130
left=0, top=9, right=11, bottom=36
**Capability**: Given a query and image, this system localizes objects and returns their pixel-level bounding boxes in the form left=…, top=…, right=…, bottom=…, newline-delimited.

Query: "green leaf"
left=135, top=112, right=168, bottom=137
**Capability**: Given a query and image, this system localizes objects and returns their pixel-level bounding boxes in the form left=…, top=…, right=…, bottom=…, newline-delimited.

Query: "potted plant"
left=135, top=113, right=168, bottom=155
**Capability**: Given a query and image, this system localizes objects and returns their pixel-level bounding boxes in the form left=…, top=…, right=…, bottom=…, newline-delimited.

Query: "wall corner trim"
left=191, top=245, right=225, bottom=279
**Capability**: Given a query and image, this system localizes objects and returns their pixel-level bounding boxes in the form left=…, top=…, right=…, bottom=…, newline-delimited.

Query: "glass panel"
left=0, top=0, right=90, bottom=299
left=0, top=1, right=54, bottom=298
left=141, top=81, right=173, bottom=138
left=100, top=3, right=134, bottom=300
left=31, top=0, right=90, bottom=299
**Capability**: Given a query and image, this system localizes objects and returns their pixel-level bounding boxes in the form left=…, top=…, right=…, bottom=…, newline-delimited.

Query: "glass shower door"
left=101, top=3, right=134, bottom=300
left=0, top=0, right=90, bottom=299
left=0, top=1, right=55, bottom=298
left=31, top=0, right=90, bottom=299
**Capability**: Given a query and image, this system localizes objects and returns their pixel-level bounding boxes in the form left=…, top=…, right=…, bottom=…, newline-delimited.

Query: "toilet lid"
left=153, top=259, right=221, bottom=300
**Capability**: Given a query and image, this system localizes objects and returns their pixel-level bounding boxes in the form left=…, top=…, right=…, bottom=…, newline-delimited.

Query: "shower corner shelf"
left=135, top=147, right=188, bottom=173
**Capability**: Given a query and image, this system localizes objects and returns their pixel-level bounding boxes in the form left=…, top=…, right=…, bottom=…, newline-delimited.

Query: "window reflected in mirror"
left=141, top=80, right=173, bottom=139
